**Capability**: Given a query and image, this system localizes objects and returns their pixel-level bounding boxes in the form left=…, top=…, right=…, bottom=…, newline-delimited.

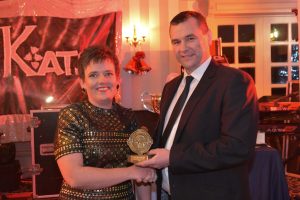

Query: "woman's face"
left=80, top=59, right=120, bottom=109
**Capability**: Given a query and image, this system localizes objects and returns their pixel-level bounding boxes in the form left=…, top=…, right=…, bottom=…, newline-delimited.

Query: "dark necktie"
left=160, top=76, right=194, bottom=147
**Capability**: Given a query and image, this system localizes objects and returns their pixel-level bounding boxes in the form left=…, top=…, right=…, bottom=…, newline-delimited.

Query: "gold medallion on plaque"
left=127, top=126, right=153, bottom=163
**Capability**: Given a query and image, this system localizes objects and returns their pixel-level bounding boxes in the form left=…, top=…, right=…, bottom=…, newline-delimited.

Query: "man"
left=137, top=11, right=259, bottom=200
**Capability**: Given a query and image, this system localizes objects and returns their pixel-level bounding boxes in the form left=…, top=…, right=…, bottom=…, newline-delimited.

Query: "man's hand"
left=136, top=148, right=170, bottom=169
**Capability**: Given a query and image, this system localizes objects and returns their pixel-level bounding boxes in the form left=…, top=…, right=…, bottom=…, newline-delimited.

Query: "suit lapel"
left=173, top=61, right=218, bottom=144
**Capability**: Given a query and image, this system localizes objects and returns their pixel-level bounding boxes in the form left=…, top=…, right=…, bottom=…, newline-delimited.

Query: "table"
left=249, top=145, right=290, bottom=200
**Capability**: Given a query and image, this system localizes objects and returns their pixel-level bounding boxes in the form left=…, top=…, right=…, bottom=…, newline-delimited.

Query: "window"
left=269, top=20, right=299, bottom=96
left=214, top=16, right=298, bottom=98
left=217, top=23, right=256, bottom=82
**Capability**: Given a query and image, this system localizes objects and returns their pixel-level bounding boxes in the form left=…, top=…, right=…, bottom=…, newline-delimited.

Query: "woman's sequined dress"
left=54, top=101, right=137, bottom=200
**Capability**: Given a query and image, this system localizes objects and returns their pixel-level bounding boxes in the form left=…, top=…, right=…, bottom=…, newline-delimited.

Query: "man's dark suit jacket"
left=154, top=60, right=259, bottom=200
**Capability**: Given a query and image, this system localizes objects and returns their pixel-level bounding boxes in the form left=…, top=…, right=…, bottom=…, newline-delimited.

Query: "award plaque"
left=127, top=126, right=153, bottom=163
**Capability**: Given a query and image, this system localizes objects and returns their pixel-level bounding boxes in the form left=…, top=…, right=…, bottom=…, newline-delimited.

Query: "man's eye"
left=187, top=36, right=195, bottom=41
left=172, top=40, right=180, bottom=45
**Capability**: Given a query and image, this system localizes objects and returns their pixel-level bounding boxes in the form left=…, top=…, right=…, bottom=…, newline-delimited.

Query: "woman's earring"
left=81, top=88, right=86, bottom=94
left=115, top=85, right=121, bottom=103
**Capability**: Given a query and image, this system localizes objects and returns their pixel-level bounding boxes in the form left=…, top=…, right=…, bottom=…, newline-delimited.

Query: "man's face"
left=170, top=17, right=211, bottom=74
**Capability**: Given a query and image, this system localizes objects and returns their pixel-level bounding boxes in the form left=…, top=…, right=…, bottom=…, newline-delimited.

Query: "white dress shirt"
left=162, top=57, right=211, bottom=194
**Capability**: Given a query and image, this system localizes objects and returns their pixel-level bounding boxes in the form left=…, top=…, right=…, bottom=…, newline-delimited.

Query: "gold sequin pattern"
left=54, top=101, right=137, bottom=199
left=59, top=181, right=134, bottom=200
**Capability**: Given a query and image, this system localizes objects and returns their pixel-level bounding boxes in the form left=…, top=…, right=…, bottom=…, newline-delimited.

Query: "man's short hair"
left=170, top=11, right=209, bottom=34
left=77, top=46, right=120, bottom=80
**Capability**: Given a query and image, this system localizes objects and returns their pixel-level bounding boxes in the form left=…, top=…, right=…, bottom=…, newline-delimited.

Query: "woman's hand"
left=129, top=165, right=157, bottom=183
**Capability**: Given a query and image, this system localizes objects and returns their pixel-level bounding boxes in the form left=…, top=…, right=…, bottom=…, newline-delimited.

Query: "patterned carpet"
left=287, top=175, right=300, bottom=200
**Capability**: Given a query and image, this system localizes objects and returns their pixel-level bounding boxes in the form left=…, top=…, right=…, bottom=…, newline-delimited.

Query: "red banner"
left=0, top=12, right=121, bottom=114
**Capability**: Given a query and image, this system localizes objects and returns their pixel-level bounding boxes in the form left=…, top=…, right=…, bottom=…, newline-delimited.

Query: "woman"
left=54, top=46, right=154, bottom=199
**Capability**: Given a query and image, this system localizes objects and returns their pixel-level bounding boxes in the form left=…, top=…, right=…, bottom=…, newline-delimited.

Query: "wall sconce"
left=125, top=25, right=146, bottom=47
left=123, top=25, right=151, bottom=75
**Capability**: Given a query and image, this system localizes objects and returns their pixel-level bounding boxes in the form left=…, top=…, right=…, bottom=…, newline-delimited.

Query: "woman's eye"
left=104, top=72, right=113, bottom=77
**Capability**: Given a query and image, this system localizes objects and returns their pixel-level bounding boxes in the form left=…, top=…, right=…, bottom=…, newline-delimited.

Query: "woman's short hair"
left=77, top=46, right=120, bottom=80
